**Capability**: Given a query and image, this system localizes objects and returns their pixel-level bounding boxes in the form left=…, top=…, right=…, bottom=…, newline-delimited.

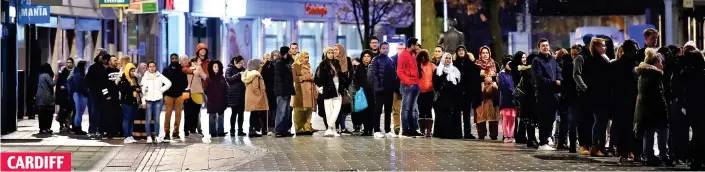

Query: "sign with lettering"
left=126, top=0, right=158, bottom=14
left=99, top=0, right=129, bottom=8
left=18, top=4, right=50, bottom=24
left=22, top=0, right=63, bottom=6
left=305, top=3, right=327, bottom=16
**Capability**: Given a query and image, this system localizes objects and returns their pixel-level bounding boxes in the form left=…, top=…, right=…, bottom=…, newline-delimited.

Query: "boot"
left=579, top=146, right=590, bottom=155
left=590, top=146, right=606, bottom=157
left=425, top=120, right=433, bottom=137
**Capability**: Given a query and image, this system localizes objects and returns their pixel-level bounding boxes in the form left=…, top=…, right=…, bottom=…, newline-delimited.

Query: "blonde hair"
left=119, top=56, right=131, bottom=69
left=263, top=53, right=271, bottom=60
left=295, top=51, right=310, bottom=65
left=589, top=37, right=606, bottom=57
left=644, top=48, right=661, bottom=65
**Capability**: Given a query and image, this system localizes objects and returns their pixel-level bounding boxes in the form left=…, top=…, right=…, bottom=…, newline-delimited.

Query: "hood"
left=247, top=58, right=262, bottom=71
left=242, top=70, right=261, bottom=84
left=635, top=62, right=663, bottom=76
left=195, top=43, right=208, bottom=57
left=123, top=63, right=137, bottom=85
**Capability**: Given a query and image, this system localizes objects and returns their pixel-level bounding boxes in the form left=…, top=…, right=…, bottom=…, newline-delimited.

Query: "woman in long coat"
left=634, top=48, right=670, bottom=166
left=517, top=52, right=539, bottom=148
left=433, top=53, right=463, bottom=139
left=292, top=51, right=317, bottom=135
left=225, top=56, right=247, bottom=136
left=242, top=58, right=269, bottom=137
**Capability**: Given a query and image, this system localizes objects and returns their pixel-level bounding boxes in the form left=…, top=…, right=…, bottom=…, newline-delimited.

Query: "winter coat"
left=560, top=56, right=577, bottom=104
left=184, top=63, right=206, bottom=94
left=419, top=62, right=436, bottom=93
left=261, top=60, right=276, bottom=101
left=454, top=57, right=482, bottom=107
left=292, top=63, right=317, bottom=109
left=56, top=67, right=72, bottom=104
left=117, top=75, right=142, bottom=105
left=368, top=53, right=398, bottom=92
left=355, top=63, right=373, bottom=91
left=140, top=71, right=172, bottom=103
left=498, top=70, right=516, bottom=109
left=531, top=53, right=563, bottom=93
left=242, top=70, right=269, bottom=111
left=274, top=56, right=295, bottom=96
left=518, top=65, right=538, bottom=121
left=397, top=49, right=419, bottom=86
left=225, top=64, right=246, bottom=107
left=103, top=67, right=121, bottom=101
left=35, top=73, right=56, bottom=106
left=610, top=55, right=639, bottom=119
left=315, top=60, right=347, bottom=100
left=634, top=63, right=668, bottom=132
left=574, top=52, right=610, bottom=105
left=86, top=63, right=108, bottom=97
left=162, top=63, right=188, bottom=98
left=204, top=74, right=228, bottom=113
left=68, top=68, right=88, bottom=96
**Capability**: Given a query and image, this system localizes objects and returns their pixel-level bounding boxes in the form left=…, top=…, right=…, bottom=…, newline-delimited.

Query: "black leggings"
left=37, top=105, right=54, bottom=130
left=250, top=111, right=266, bottom=132
left=230, top=104, right=245, bottom=131
left=184, top=98, right=202, bottom=133
left=418, top=92, right=434, bottom=132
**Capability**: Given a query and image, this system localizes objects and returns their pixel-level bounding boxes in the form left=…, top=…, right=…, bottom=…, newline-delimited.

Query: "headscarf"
left=436, top=53, right=461, bottom=85
left=295, top=51, right=311, bottom=67
left=334, top=44, right=349, bottom=72
left=475, top=46, right=496, bottom=75
left=123, top=63, right=136, bottom=86
left=454, top=45, right=474, bottom=61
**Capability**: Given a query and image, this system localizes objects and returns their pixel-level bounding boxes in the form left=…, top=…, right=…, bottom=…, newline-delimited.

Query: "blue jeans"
left=275, top=96, right=292, bottom=134
left=88, top=94, right=101, bottom=133
left=121, top=104, right=137, bottom=137
left=209, top=112, right=225, bottom=134
left=73, top=93, right=87, bottom=128
left=643, top=127, right=670, bottom=159
left=145, top=101, right=162, bottom=137
left=337, top=110, right=347, bottom=130
left=400, top=84, right=420, bottom=132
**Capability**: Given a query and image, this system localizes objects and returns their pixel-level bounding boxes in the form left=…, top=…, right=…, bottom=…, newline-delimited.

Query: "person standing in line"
left=397, top=38, right=423, bottom=137
left=558, top=47, right=579, bottom=152
left=69, top=60, right=89, bottom=135
left=226, top=56, right=247, bottom=136
left=85, top=55, right=106, bottom=136
left=56, top=58, right=75, bottom=133
left=103, top=56, right=123, bottom=138
left=498, top=57, right=517, bottom=143
left=453, top=45, right=481, bottom=140
left=532, top=39, right=563, bottom=150
left=509, top=51, right=526, bottom=143
left=292, top=51, right=317, bottom=135
left=518, top=53, right=539, bottom=148
left=316, top=47, right=346, bottom=137
left=334, top=44, right=355, bottom=135
left=417, top=50, right=436, bottom=137
left=141, top=61, right=172, bottom=143
left=609, top=40, right=639, bottom=163
left=242, top=58, right=268, bottom=137
left=634, top=48, right=670, bottom=166
left=183, top=57, right=208, bottom=137
left=432, top=53, right=462, bottom=139
left=388, top=43, right=405, bottom=137
left=162, top=54, right=188, bottom=140
left=681, top=48, right=705, bottom=170
left=205, top=60, right=228, bottom=140
left=261, top=51, right=278, bottom=135
left=584, top=37, right=612, bottom=156
left=368, top=42, right=396, bottom=138
left=355, top=50, right=375, bottom=136
left=137, top=63, right=148, bottom=81
left=35, top=63, right=58, bottom=134
left=432, top=46, right=444, bottom=65
left=274, top=45, right=296, bottom=137
left=117, top=63, right=142, bottom=143
left=475, top=46, right=500, bottom=140
left=370, top=36, right=380, bottom=57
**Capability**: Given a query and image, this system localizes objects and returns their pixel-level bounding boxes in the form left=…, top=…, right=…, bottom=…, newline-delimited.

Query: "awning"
left=49, top=0, right=117, bottom=19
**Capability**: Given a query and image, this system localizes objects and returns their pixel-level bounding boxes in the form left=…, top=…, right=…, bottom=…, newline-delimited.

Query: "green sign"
left=141, top=2, right=157, bottom=13
left=99, top=0, right=129, bottom=7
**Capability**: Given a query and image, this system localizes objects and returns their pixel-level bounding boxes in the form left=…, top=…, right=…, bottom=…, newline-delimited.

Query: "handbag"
left=182, top=76, right=194, bottom=99
left=353, top=88, right=368, bottom=112
left=512, top=77, right=525, bottom=99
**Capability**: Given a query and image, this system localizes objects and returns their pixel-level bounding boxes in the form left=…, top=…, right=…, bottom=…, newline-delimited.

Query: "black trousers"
left=230, top=104, right=245, bottom=131
left=477, top=121, right=499, bottom=139
left=184, top=98, right=202, bottom=133
left=519, top=119, right=537, bottom=145
left=100, top=100, right=122, bottom=135
left=687, top=101, right=705, bottom=167
left=668, top=100, right=689, bottom=161
left=267, top=95, right=277, bottom=132
left=250, top=110, right=266, bottom=132
left=57, top=100, right=74, bottom=127
left=537, top=93, right=558, bottom=145
left=455, top=97, right=473, bottom=138
left=375, top=90, right=393, bottom=133
left=418, top=92, right=434, bottom=132
left=356, top=89, right=375, bottom=133
left=577, top=94, right=594, bottom=148
left=37, top=105, right=54, bottom=130
left=556, top=99, right=570, bottom=144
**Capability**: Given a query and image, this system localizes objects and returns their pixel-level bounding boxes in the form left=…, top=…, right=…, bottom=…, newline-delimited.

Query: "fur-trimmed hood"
left=241, top=70, right=262, bottom=84
left=635, top=62, right=663, bottom=76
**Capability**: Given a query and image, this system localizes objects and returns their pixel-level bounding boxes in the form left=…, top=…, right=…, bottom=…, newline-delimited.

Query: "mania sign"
left=18, top=5, right=49, bottom=24
left=0, top=152, right=72, bottom=171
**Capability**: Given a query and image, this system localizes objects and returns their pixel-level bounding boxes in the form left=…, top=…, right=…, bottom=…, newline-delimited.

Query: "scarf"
left=335, top=44, right=349, bottom=73
left=436, top=53, right=461, bottom=85
left=475, top=46, right=496, bottom=75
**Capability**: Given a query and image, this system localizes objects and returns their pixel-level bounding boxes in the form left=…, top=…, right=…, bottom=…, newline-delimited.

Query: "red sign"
left=305, top=3, right=327, bottom=16
left=1, top=152, right=72, bottom=171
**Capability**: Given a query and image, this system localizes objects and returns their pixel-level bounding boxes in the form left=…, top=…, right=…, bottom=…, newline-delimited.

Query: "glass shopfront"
left=263, top=20, right=290, bottom=56
left=336, top=23, right=362, bottom=57
left=298, top=21, right=325, bottom=71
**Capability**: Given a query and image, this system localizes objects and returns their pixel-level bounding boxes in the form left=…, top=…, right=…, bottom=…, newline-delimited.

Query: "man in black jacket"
left=162, top=53, right=188, bottom=140
left=56, top=58, right=74, bottom=133
left=273, top=44, right=296, bottom=137
left=532, top=38, right=562, bottom=151
left=262, top=50, right=278, bottom=134
left=368, top=43, right=397, bottom=138
left=85, top=56, right=105, bottom=136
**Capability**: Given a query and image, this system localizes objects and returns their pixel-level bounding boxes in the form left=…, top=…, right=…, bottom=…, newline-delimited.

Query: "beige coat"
left=292, top=63, right=317, bottom=110
left=242, top=70, right=269, bottom=111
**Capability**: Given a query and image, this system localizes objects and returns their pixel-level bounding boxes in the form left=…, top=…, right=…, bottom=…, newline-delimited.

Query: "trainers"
left=202, top=137, right=211, bottom=143
left=373, top=132, right=386, bottom=138
left=146, top=137, right=153, bottom=143
left=340, top=129, right=353, bottom=135
left=124, top=137, right=136, bottom=144
left=333, top=132, right=341, bottom=137
left=539, top=144, right=556, bottom=151
left=323, top=129, right=335, bottom=137
left=155, top=137, right=164, bottom=143
left=386, top=132, right=398, bottom=138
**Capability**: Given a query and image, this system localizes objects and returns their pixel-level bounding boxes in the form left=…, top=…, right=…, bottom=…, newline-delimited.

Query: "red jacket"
left=396, top=49, right=419, bottom=86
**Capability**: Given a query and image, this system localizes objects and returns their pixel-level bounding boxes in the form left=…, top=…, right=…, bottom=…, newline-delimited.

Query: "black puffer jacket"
left=162, top=63, right=188, bottom=98
left=261, top=60, right=276, bottom=102
left=56, top=67, right=72, bottom=105
left=315, top=60, right=348, bottom=100
left=226, top=63, right=246, bottom=107
left=274, top=55, right=295, bottom=96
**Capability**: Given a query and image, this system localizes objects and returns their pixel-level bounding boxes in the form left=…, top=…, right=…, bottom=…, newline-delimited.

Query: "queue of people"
left=35, top=28, right=704, bottom=170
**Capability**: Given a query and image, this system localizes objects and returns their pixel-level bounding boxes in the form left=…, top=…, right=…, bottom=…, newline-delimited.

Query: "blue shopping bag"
left=353, top=88, right=368, bottom=112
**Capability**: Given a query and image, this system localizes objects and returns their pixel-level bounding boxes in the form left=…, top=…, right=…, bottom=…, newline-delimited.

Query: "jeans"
left=275, top=96, right=292, bottom=134
left=145, top=101, right=162, bottom=137
left=337, top=109, right=347, bottom=130
left=400, top=84, right=420, bottom=133
left=537, top=92, right=558, bottom=145
left=567, top=101, right=581, bottom=149
left=209, top=112, right=225, bottom=135
left=230, top=104, right=245, bottom=131
left=73, top=93, right=88, bottom=128
left=88, top=94, right=101, bottom=133
left=668, top=100, right=688, bottom=161
left=642, top=127, right=670, bottom=159
left=121, top=104, right=137, bottom=137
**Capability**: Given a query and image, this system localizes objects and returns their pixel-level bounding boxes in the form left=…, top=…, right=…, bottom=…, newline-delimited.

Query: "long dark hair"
left=208, top=60, right=224, bottom=77
left=39, top=63, right=53, bottom=76
left=75, top=61, right=87, bottom=75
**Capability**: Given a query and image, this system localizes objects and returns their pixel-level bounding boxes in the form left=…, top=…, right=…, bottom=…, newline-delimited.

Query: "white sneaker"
left=202, top=136, right=211, bottom=143
left=155, top=137, right=164, bottom=143
left=386, top=132, right=398, bottom=138
left=373, top=132, right=386, bottom=138
left=333, top=132, right=341, bottom=137
left=538, top=144, right=556, bottom=151
left=323, top=129, right=334, bottom=137
left=124, top=137, right=136, bottom=144
left=146, top=137, right=153, bottom=143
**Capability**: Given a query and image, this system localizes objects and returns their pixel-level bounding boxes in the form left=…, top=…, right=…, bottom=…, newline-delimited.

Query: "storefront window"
left=298, top=21, right=325, bottom=71
left=263, top=20, right=290, bottom=57
left=336, top=24, right=362, bottom=57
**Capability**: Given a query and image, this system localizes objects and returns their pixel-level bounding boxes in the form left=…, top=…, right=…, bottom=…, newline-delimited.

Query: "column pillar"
left=664, top=0, right=674, bottom=45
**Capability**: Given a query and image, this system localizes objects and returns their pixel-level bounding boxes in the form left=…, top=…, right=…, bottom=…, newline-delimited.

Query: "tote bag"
left=353, top=88, right=368, bottom=112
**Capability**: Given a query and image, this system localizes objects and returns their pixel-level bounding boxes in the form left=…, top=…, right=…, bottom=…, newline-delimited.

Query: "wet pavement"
left=1, top=110, right=690, bottom=171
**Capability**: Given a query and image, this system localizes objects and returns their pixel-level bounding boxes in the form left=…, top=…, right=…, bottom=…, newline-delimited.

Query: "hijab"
left=295, top=51, right=312, bottom=71
left=123, top=63, right=136, bottom=86
left=475, top=46, right=496, bottom=75
left=436, top=53, right=461, bottom=85
left=334, top=44, right=349, bottom=72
